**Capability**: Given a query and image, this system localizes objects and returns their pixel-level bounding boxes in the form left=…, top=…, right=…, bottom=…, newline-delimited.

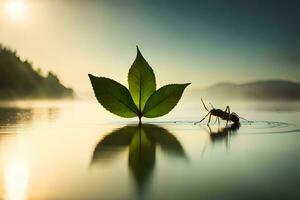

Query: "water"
left=0, top=100, right=299, bottom=200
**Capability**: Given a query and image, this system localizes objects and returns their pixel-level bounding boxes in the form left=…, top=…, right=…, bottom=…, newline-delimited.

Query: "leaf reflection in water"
left=91, top=124, right=187, bottom=197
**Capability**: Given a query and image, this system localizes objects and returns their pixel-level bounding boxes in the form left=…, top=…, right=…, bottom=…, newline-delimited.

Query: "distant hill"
left=194, top=80, right=300, bottom=100
left=0, top=45, right=74, bottom=99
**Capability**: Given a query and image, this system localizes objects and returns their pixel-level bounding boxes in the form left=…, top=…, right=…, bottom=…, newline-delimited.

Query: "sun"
left=4, top=0, right=28, bottom=21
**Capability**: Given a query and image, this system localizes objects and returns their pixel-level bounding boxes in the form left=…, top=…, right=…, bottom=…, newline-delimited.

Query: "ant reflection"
left=91, top=124, right=187, bottom=199
left=208, top=123, right=240, bottom=143
left=202, top=123, right=240, bottom=152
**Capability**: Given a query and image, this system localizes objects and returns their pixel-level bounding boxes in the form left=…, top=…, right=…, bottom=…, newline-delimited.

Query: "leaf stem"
left=138, top=115, right=142, bottom=125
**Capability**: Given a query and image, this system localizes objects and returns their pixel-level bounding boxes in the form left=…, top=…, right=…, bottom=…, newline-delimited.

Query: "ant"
left=195, top=99, right=240, bottom=126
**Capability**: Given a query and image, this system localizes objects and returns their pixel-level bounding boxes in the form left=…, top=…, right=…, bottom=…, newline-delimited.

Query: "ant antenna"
left=209, top=102, right=214, bottom=109
left=201, top=98, right=209, bottom=111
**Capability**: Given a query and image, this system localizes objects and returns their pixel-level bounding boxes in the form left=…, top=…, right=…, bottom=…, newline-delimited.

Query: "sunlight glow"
left=4, top=159, right=29, bottom=200
left=4, top=0, right=28, bottom=21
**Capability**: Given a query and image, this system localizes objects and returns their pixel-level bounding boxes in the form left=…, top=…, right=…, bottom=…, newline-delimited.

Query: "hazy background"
left=1, top=2, right=300, bottom=199
left=0, top=0, right=299, bottom=95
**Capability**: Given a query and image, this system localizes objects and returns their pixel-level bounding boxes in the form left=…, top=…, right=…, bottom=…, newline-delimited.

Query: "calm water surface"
left=0, top=100, right=299, bottom=200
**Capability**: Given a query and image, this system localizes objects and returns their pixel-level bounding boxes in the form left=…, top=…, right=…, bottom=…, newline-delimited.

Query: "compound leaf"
left=143, top=83, right=190, bottom=118
left=128, top=46, right=156, bottom=112
left=89, top=74, right=138, bottom=118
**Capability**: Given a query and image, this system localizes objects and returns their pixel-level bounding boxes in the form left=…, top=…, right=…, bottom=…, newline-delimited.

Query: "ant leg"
left=228, top=106, right=231, bottom=117
left=213, top=116, right=218, bottom=125
left=223, top=106, right=229, bottom=117
left=224, top=106, right=230, bottom=126
left=207, top=124, right=212, bottom=133
left=227, top=106, right=231, bottom=125
left=194, top=112, right=210, bottom=125
left=217, top=117, right=220, bottom=127
left=207, top=113, right=212, bottom=125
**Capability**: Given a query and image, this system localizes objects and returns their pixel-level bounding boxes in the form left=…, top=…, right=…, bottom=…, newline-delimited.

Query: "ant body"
left=195, top=99, right=240, bottom=125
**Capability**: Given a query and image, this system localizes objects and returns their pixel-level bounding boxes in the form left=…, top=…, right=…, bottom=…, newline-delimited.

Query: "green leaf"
left=143, top=83, right=190, bottom=118
left=128, top=46, right=156, bottom=112
left=88, top=74, right=138, bottom=118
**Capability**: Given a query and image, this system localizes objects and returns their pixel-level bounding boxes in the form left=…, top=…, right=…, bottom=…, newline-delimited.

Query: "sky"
left=0, top=0, right=299, bottom=94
